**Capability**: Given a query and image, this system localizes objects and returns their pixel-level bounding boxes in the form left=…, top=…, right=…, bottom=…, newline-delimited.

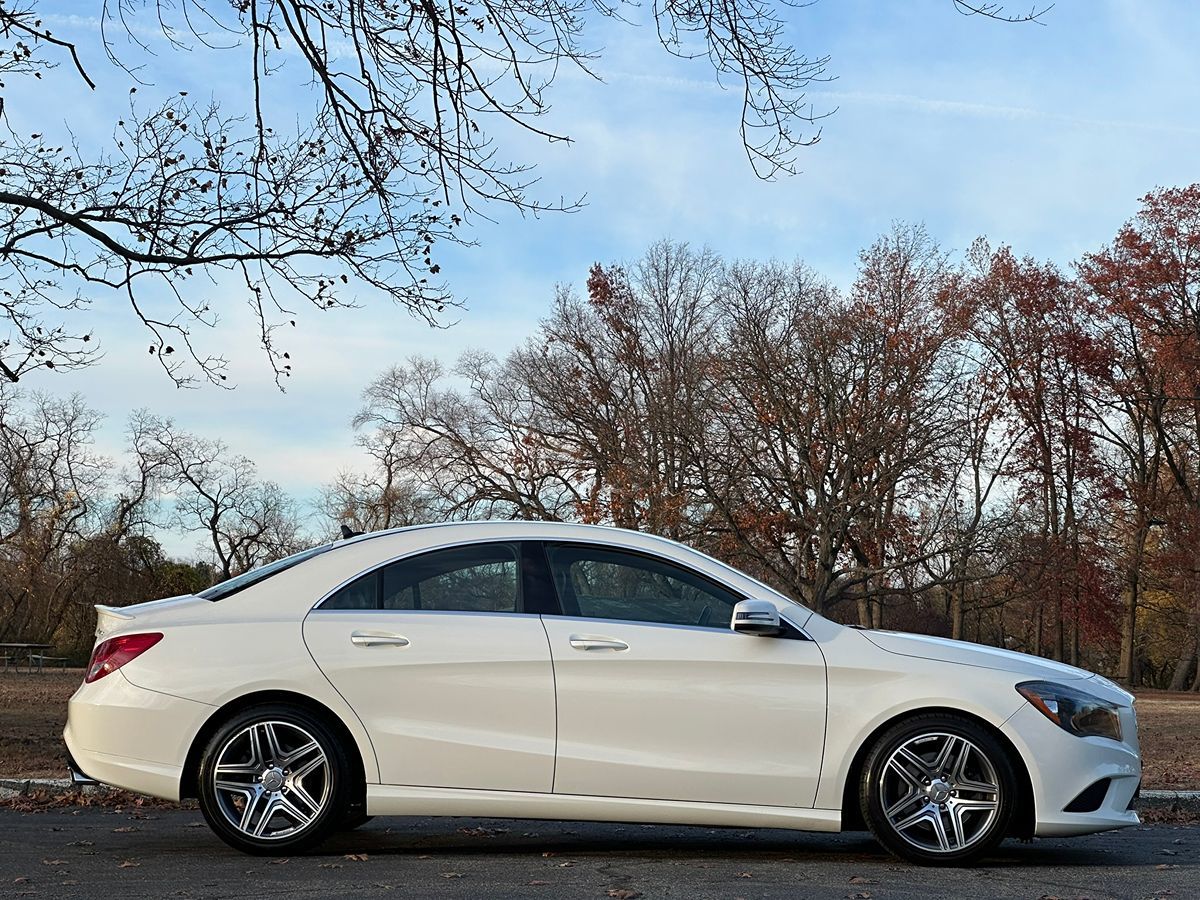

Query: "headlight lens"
left=1016, top=680, right=1123, bottom=741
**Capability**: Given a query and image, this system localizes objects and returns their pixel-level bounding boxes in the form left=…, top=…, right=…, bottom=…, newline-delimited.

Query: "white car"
left=65, top=522, right=1141, bottom=864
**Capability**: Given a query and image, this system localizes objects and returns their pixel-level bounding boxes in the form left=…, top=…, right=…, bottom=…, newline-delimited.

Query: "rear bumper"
left=64, top=670, right=214, bottom=801
left=1002, top=702, right=1141, bottom=837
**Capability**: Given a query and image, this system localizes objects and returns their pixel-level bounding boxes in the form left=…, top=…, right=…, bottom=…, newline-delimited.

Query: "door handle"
left=350, top=630, right=410, bottom=648
left=568, top=635, right=629, bottom=652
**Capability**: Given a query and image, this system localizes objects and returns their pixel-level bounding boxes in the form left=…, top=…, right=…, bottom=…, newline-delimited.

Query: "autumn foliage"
left=6, top=186, right=1200, bottom=687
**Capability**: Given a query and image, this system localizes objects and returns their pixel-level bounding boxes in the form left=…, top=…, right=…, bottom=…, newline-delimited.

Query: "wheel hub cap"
left=261, top=767, right=285, bottom=791
left=927, top=778, right=952, bottom=803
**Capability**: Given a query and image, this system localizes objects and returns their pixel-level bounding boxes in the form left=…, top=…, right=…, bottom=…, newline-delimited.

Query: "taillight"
left=85, top=633, right=163, bottom=683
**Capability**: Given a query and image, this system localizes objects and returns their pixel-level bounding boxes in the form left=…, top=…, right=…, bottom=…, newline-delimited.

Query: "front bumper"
left=1002, top=701, right=1141, bottom=837
left=64, top=669, right=214, bottom=801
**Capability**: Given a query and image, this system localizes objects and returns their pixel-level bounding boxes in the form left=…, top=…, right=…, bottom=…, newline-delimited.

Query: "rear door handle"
left=568, top=635, right=629, bottom=652
left=350, top=630, right=410, bottom=648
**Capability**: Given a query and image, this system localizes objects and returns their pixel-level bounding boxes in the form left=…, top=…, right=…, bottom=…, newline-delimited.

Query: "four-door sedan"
left=65, top=521, right=1141, bottom=864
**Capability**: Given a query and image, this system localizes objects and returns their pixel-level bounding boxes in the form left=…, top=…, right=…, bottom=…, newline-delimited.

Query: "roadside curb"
left=4, top=776, right=1200, bottom=806
left=0, top=777, right=119, bottom=800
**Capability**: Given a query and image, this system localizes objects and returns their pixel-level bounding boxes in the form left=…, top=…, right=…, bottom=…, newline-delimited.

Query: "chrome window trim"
left=309, top=608, right=543, bottom=620
left=537, top=612, right=814, bottom=641
left=311, top=537, right=523, bottom=615
left=306, top=534, right=814, bottom=640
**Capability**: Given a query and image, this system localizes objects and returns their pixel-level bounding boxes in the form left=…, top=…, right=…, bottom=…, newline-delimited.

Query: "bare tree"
left=695, top=227, right=970, bottom=622
left=135, top=414, right=303, bottom=579
left=0, top=0, right=1052, bottom=387
left=320, top=422, right=441, bottom=535
left=0, top=386, right=107, bottom=640
left=0, top=0, right=841, bottom=387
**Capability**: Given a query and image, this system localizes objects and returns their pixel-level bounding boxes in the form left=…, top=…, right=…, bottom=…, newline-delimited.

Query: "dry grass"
left=3, top=671, right=1198, bottom=790
left=0, top=669, right=81, bottom=778
left=1132, top=691, right=1200, bottom=791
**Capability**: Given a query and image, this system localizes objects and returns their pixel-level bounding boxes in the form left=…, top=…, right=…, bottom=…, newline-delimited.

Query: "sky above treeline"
left=11, top=1, right=1200, bottom=557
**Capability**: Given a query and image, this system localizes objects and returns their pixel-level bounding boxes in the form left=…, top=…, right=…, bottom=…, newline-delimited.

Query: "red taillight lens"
left=85, top=633, right=163, bottom=683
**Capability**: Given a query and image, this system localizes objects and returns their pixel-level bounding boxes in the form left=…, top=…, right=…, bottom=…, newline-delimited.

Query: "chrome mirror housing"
left=730, top=599, right=783, bottom=636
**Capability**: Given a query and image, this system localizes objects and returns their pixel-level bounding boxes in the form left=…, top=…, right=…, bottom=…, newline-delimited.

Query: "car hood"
left=861, top=629, right=1094, bottom=681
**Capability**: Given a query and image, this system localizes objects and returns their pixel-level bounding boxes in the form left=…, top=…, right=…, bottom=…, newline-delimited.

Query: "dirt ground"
left=3, top=671, right=1198, bottom=788
left=1132, top=691, right=1200, bottom=790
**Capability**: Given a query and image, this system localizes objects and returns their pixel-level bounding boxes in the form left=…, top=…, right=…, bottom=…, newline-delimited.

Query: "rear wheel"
left=197, top=704, right=352, bottom=855
left=859, top=713, right=1017, bottom=866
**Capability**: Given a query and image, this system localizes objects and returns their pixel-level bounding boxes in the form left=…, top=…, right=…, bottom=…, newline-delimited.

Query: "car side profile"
left=65, top=522, right=1141, bottom=865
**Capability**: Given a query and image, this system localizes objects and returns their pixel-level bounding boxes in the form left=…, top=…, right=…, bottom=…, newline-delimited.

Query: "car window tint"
left=381, top=543, right=519, bottom=613
left=544, top=544, right=740, bottom=629
left=321, top=571, right=379, bottom=610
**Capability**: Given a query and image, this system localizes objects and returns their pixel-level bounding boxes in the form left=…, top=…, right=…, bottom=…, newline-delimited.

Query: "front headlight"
left=1016, top=680, right=1123, bottom=741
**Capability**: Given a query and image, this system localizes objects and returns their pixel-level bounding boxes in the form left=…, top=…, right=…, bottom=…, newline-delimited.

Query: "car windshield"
left=199, top=544, right=333, bottom=601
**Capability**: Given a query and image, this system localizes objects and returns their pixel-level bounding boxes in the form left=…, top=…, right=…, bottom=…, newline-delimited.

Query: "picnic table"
left=0, top=642, right=60, bottom=673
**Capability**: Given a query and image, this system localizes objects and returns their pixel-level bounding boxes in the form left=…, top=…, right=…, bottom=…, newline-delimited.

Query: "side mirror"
left=730, top=599, right=783, bottom=637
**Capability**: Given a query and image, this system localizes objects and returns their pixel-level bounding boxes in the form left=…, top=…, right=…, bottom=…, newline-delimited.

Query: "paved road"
left=1, top=808, right=1194, bottom=899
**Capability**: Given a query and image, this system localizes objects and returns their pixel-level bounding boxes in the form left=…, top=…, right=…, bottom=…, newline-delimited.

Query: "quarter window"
left=544, top=544, right=741, bottom=629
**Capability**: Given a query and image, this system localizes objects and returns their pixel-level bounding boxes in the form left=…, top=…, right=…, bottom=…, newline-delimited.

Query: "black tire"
left=859, top=713, right=1018, bottom=866
left=197, top=703, right=354, bottom=855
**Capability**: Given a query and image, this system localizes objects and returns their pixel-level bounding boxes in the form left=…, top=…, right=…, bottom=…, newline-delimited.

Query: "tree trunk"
left=951, top=571, right=965, bottom=641
left=1168, top=636, right=1197, bottom=692
left=1119, top=523, right=1148, bottom=685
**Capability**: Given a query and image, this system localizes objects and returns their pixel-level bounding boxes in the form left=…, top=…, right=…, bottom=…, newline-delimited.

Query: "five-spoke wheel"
left=198, top=704, right=352, bottom=854
left=860, top=714, right=1016, bottom=865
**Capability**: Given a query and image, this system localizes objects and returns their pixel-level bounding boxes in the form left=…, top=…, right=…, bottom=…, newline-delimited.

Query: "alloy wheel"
left=209, top=720, right=331, bottom=841
left=878, top=731, right=1001, bottom=854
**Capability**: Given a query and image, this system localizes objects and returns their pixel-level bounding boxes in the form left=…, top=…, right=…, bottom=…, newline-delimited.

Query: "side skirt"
left=366, top=785, right=842, bottom=832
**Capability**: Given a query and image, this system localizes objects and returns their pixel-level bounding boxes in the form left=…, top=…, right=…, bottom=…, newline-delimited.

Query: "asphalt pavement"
left=1, top=808, right=1195, bottom=899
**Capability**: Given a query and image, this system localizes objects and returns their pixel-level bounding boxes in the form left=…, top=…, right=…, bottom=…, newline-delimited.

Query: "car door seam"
left=299, top=607, right=384, bottom=783
left=538, top=613, right=560, bottom=794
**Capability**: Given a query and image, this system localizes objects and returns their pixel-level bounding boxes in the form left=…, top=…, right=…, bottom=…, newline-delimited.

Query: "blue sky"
left=12, top=1, right=1200, bottom=556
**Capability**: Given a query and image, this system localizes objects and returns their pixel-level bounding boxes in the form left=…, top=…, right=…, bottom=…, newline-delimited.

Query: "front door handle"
left=568, top=635, right=629, bottom=652
left=350, top=630, right=410, bottom=648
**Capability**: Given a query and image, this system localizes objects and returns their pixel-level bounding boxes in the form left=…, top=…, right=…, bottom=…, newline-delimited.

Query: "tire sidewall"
left=198, top=703, right=352, bottom=855
left=860, top=713, right=1018, bottom=866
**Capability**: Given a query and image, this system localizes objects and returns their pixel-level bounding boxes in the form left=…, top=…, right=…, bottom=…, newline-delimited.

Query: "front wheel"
left=859, top=713, right=1017, bottom=866
left=197, top=704, right=353, bottom=855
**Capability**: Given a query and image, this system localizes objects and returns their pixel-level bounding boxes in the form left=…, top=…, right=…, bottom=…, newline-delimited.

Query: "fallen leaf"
left=319, top=862, right=343, bottom=869
left=112, top=826, right=138, bottom=833
left=66, top=841, right=93, bottom=847
left=558, top=861, right=576, bottom=867
left=736, top=872, right=753, bottom=878
left=528, top=880, right=550, bottom=886
left=118, top=860, right=141, bottom=868
left=343, top=853, right=369, bottom=862
left=268, top=858, right=289, bottom=865
left=441, top=872, right=463, bottom=879
left=607, top=891, right=642, bottom=900
left=42, top=859, right=67, bottom=866
left=849, top=876, right=876, bottom=885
